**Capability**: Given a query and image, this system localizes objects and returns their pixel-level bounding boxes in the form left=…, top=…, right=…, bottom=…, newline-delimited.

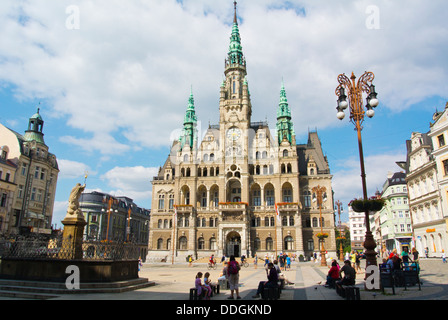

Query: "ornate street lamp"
left=335, top=71, right=379, bottom=268
left=312, top=185, right=327, bottom=266
left=335, top=200, right=344, bottom=261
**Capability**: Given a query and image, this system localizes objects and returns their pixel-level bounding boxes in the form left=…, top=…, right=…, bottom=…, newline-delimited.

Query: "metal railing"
left=0, top=235, right=140, bottom=261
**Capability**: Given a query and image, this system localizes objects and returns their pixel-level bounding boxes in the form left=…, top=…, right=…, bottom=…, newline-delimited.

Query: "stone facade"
left=0, top=109, right=59, bottom=235
left=147, top=6, right=336, bottom=262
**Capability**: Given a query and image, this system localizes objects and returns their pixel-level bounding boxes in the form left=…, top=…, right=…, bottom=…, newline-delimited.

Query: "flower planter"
left=350, top=199, right=385, bottom=213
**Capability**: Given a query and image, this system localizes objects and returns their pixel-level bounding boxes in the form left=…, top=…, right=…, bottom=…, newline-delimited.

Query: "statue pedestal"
left=61, top=217, right=86, bottom=260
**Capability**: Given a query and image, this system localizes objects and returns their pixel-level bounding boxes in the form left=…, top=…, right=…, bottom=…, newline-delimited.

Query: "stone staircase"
left=0, top=278, right=154, bottom=299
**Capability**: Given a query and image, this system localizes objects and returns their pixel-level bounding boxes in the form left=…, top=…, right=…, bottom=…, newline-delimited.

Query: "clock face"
left=227, top=127, right=241, bottom=141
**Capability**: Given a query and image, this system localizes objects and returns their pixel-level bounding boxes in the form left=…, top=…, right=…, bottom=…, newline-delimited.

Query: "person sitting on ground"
left=252, top=262, right=278, bottom=298
left=336, top=260, right=356, bottom=287
left=325, top=260, right=340, bottom=288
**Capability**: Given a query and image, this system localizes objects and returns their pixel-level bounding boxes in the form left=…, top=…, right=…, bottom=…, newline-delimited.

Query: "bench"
left=336, top=284, right=360, bottom=300
left=210, top=283, right=220, bottom=296
left=402, top=269, right=421, bottom=291
left=189, top=288, right=206, bottom=300
left=218, top=278, right=230, bottom=290
left=380, top=272, right=395, bottom=295
left=261, top=286, right=281, bottom=300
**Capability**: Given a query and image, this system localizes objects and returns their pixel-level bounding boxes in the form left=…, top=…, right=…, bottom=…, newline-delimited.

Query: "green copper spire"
left=226, top=1, right=245, bottom=67
left=276, top=81, right=295, bottom=144
left=179, top=89, right=198, bottom=150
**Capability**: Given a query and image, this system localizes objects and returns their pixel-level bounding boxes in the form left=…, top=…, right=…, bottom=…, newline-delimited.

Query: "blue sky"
left=1, top=0, right=447, bottom=226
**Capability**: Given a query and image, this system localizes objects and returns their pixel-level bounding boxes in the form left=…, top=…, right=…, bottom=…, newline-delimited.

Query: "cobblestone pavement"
left=49, top=257, right=448, bottom=301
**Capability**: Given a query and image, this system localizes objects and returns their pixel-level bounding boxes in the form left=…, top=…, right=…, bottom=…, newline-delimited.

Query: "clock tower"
left=219, top=1, right=252, bottom=167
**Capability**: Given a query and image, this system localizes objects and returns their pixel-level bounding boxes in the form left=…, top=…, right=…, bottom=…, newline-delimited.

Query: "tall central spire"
left=226, top=1, right=245, bottom=70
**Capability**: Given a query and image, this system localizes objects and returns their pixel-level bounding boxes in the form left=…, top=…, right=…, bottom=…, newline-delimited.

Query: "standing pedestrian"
left=226, top=255, right=241, bottom=300
left=254, top=254, right=258, bottom=269
left=355, top=252, right=361, bottom=272
left=411, top=248, right=419, bottom=262
left=401, top=247, right=411, bottom=268
left=442, top=250, right=446, bottom=263
left=286, top=255, right=291, bottom=270
left=350, top=251, right=356, bottom=269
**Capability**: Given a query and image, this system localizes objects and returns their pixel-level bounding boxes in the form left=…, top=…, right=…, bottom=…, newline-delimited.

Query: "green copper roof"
left=277, top=81, right=291, bottom=118
left=227, top=4, right=245, bottom=66
left=24, top=107, right=46, bottom=145
left=276, top=81, right=295, bottom=144
left=179, top=90, right=198, bottom=150
left=183, top=89, right=197, bottom=125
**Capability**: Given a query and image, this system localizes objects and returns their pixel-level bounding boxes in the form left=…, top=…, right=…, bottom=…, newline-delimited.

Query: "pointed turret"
left=179, top=89, right=198, bottom=150
left=276, top=81, right=295, bottom=144
left=225, top=1, right=246, bottom=73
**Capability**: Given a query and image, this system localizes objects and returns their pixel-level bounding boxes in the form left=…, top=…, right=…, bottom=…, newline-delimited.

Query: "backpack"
left=228, top=261, right=238, bottom=275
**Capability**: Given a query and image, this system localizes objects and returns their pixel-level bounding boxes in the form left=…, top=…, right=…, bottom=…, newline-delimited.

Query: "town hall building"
left=148, top=4, right=336, bottom=262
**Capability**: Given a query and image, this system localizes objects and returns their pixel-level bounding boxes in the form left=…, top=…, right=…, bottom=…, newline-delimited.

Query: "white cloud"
left=57, top=159, right=93, bottom=179
left=0, top=0, right=447, bottom=157
left=101, top=166, right=158, bottom=204
left=332, top=151, right=406, bottom=207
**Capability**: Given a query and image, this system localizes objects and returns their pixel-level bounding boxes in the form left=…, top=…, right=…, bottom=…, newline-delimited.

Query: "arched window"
left=198, top=237, right=205, bottom=250
left=266, top=237, right=273, bottom=251
left=253, top=238, right=261, bottom=251
left=157, top=238, right=163, bottom=249
left=210, top=238, right=217, bottom=250
left=312, top=217, right=318, bottom=228
left=284, top=236, right=294, bottom=250
left=158, top=219, right=162, bottom=229
left=283, top=149, right=288, bottom=157
left=179, top=236, right=188, bottom=250
left=307, top=239, right=314, bottom=251
left=265, top=216, right=270, bottom=227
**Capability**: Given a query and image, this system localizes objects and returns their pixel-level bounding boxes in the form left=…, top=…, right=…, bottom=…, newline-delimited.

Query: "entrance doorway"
left=226, top=231, right=241, bottom=257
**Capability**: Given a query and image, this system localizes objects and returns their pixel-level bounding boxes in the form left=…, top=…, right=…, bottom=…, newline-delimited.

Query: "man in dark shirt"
left=252, top=262, right=278, bottom=298
left=336, top=260, right=356, bottom=286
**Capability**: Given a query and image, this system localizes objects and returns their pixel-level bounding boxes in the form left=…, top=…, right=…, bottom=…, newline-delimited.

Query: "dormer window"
left=438, top=134, right=445, bottom=147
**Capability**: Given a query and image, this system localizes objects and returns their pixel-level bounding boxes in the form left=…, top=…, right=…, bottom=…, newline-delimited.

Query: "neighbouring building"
left=375, top=172, right=413, bottom=253
left=0, top=149, right=17, bottom=233
left=147, top=4, right=336, bottom=262
left=426, top=105, right=448, bottom=256
left=348, top=206, right=366, bottom=252
left=399, top=105, right=448, bottom=258
left=0, top=109, right=59, bottom=235
left=79, top=191, right=150, bottom=260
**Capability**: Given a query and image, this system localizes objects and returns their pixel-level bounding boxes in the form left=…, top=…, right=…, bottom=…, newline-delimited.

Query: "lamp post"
left=335, top=71, right=379, bottom=268
left=335, top=200, right=344, bottom=261
left=103, top=197, right=117, bottom=241
left=312, top=185, right=327, bottom=266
